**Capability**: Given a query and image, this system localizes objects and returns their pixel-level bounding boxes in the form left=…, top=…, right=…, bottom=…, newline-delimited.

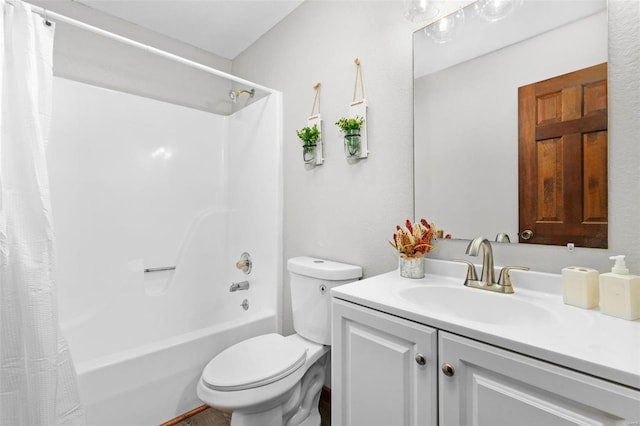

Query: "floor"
left=174, top=389, right=331, bottom=426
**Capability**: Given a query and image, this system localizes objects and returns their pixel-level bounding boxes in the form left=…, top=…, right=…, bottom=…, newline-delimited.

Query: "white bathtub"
left=50, top=79, right=282, bottom=425
left=69, top=309, right=276, bottom=425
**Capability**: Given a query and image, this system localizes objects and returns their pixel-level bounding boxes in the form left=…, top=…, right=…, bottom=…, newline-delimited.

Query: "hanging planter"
left=296, top=83, right=324, bottom=166
left=336, top=116, right=364, bottom=159
left=296, top=123, right=320, bottom=164
left=337, top=58, right=368, bottom=160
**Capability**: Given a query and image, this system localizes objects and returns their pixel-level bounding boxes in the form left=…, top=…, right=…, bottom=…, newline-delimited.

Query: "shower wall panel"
left=227, top=96, right=282, bottom=325
left=48, top=77, right=227, bottom=326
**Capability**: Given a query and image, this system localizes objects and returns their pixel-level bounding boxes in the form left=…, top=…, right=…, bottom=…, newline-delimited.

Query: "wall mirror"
left=413, top=0, right=607, bottom=247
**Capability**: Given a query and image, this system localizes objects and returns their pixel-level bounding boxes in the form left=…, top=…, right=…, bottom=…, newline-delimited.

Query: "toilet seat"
left=202, top=333, right=307, bottom=391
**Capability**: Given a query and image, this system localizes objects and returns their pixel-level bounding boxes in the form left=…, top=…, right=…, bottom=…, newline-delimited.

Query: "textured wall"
left=233, top=1, right=415, bottom=334
left=234, top=0, right=640, bottom=334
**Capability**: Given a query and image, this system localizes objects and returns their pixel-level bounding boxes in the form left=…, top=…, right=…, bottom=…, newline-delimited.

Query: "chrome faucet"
left=229, top=281, right=250, bottom=292
left=466, top=237, right=495, bottom=285
left=458, top=236, right=529, bottom=294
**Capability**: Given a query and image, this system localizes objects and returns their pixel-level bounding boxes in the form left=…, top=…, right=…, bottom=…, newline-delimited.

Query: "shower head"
left=228, top=88, right=255, bottom=103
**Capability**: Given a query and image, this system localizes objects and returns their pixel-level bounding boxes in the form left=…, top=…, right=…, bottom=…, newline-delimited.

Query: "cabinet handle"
left=441, top=363, right=455, bottom=377
left=415, top=353, right=427, bottom=366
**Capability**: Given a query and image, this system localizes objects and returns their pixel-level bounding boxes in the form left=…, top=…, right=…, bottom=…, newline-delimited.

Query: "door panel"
left=332, top=299, right=437, bottom=426
left=519, top=63, right=608, bottom=248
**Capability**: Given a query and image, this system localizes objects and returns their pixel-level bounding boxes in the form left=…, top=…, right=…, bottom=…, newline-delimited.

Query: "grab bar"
left=144, top=266, right=176, bottom=273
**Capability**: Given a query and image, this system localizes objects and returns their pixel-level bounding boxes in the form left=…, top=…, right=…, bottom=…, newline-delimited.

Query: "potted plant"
left=335, top=116, right=364, bottom=158
left=296, top=124, right=320, bottom=163
left=389, top=218, right=450, bottom=278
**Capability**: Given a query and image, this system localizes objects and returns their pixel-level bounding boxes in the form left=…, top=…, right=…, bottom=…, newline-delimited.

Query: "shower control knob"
left=441, top=363, right=455, bottom=377
left=415, top=354, right=427, bottom=366
left=235, top=252, right=252, bottom=274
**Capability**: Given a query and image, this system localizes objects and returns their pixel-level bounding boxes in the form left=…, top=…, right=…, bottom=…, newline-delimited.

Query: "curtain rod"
left=13, top=0, right=276, bottom=95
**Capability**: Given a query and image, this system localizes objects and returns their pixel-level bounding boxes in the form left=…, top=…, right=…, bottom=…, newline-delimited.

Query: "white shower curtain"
left=0, top=1, right=84, bottom=425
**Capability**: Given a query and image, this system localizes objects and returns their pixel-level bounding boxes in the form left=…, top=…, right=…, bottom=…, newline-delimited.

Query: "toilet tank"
left=288, top=256, right=362, bottom=345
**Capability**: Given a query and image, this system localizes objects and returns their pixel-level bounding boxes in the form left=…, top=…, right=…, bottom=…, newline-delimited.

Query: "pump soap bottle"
left=599, top=255, right=640, bottom=320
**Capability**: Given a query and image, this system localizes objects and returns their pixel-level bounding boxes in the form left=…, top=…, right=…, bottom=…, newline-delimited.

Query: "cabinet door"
left=439, top=332, right=640, bottom=426
left=332, top=299, right=438, bottom=426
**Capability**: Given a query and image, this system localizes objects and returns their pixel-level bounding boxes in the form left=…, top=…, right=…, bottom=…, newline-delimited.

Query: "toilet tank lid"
left=288, top=256, right=362, bottom=281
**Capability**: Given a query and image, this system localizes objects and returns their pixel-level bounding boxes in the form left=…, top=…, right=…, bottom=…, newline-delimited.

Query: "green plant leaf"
left=335, top=116, right=364, bottom=133
left=296, top=123, right=320, bottom=145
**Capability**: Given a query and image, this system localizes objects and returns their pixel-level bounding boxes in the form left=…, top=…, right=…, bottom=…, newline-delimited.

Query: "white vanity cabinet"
left=439, top=332, right=640, bottom=426
left=332, top=299, right=438, bottom=426
left=332, top=297, right=640, bottom=426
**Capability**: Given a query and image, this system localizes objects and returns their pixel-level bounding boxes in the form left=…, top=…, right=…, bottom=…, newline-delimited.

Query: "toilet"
left=197, top=256, right=362, bottom=426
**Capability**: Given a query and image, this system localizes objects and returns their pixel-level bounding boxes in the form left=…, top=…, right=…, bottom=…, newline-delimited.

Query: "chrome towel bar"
left=144, top=266, right=176, bottom=273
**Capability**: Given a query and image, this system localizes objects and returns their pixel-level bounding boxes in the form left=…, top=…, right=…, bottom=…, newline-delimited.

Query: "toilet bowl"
left=197, top=256, right=362, bottom=426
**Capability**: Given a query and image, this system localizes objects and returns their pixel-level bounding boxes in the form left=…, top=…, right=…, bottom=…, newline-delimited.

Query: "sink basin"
left=396, top=285, right=559, bottom=325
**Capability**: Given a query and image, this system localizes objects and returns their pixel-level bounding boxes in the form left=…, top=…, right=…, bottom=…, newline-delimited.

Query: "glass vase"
left=302, top=144, right=316, bottom=163
left=399, top=256, right=425, bottom=279
left=343, top=130, right=361, bottom=158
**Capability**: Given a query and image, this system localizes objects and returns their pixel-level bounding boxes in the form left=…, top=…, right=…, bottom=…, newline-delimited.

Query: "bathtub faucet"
left=229, top=281, right=250, bottom=292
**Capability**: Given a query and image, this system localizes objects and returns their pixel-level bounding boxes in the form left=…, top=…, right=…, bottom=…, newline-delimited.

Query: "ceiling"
left=76, top=0, right=305, bottom=60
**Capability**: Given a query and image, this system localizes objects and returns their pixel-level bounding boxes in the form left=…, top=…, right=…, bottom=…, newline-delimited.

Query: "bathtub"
left=67, top=308, right=276, bottom=425
left=57, top=208, right=279, bottom=425
left=49, top=79, right=282, bottom=425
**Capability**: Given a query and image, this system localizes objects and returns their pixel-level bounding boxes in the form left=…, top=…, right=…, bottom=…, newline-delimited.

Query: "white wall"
left=28, top=0, right=233, bottom=114
left=233, top=0, right=640, bottom=334
left=233, top=1, right=416, bottom=334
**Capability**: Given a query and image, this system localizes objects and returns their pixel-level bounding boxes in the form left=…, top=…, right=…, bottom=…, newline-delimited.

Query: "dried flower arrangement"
left=389, top=218, right=451, bottom=259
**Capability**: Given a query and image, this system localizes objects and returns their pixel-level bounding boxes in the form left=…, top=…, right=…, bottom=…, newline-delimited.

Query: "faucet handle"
left=497, top=266, right=530, bottom=290
left=453, top=259, right=478, bottom=282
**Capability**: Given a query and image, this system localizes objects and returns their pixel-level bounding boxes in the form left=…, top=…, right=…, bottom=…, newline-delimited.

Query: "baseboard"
left=160, top=404, right=209, bottom=426
left=162, top=388, right=331, bottom=425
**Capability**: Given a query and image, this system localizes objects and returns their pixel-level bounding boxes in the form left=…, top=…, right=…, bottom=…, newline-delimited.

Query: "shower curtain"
left=0, top=1, right=84, bottom=425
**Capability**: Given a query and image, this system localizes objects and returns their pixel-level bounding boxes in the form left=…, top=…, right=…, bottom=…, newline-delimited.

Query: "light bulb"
left=403, top=0, right=439, bottom=23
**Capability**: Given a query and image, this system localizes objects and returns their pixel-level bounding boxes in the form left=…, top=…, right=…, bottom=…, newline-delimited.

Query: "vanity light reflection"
left=151, top=146, right=172, bottom=159
left=475, top=0, right=522, bottom=22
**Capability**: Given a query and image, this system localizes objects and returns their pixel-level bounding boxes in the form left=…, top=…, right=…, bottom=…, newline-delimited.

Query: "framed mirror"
left=413, top=0, right=607, bottom=247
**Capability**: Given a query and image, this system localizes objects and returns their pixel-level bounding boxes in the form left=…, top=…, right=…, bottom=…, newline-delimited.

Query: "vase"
left=399, top=256, right=425, bottom=279
left=343, top=129, right=361, bottom=158
left=302, top=144, right=316, bottom=163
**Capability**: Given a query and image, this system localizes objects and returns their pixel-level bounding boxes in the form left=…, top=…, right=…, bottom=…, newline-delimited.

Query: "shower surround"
left=47, top=77, right=282, bottom=425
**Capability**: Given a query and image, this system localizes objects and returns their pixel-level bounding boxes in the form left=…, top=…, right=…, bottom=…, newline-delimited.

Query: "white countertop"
left=331, top=259, right=640, bottom=389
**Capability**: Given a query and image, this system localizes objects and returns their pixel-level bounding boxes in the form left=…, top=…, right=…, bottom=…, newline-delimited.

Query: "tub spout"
left=229, top=281, right=250, bottom=292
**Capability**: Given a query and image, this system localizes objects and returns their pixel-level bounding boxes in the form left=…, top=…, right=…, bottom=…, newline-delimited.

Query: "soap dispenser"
left=599, top=255, right=640, bottom=320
